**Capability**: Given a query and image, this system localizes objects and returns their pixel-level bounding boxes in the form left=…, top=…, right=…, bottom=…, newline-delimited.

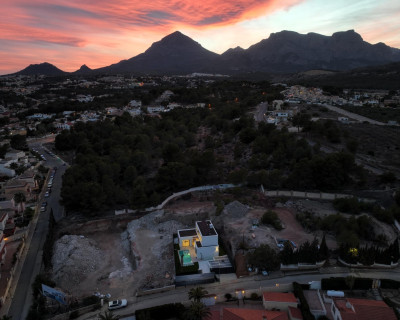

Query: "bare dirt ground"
left=220, top=205, right=323, bottom=252
left=51, top=192, right=397, bottom=299
left=52, top=210, right=194, bottom=299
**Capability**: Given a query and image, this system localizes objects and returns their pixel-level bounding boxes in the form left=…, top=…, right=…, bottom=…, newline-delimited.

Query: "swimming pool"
left=178, top=250, right=193, bottom=266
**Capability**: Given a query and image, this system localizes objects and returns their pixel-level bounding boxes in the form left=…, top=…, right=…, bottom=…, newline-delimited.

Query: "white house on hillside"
left=178, top=220, right=219, bottom=261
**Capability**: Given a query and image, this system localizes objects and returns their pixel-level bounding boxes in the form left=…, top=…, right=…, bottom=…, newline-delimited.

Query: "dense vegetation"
left=339, top=239, right=399, bottom=266
left=280, top=237, right=328, bottom=265
left=56, top=81, right=366, bottom=214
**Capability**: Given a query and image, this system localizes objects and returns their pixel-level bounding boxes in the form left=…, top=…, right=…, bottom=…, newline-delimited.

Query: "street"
left=78, top=268, right=400, bottom=319
left=6, top=140, right=67, bottom=320
left=254, top=102, right=268, bottom=123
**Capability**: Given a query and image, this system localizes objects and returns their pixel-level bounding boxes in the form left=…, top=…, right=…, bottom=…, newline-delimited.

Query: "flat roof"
left=303, top=290, right=324, bottom=311
left=178, top=229, right=197, bottom=237
left=196, top=220, right=217, bottom=236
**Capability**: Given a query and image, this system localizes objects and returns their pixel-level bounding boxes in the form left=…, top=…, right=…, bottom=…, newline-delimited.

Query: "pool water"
left=178, top=250, right=193, bottom=266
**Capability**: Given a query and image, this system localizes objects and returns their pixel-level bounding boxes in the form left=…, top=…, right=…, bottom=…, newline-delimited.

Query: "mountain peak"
left=74, top=64, right=92, bottom=74
left=15, top=62, right=65, bottom=76
left=157, top=31, right=197, bottom=46
left=332, top=30, right=363, bottom=42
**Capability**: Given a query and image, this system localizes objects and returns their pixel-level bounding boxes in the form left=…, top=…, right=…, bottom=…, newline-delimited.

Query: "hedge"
left=321, top=277, right=373, bottom=290
left=380, top=279, right=400, bottom=289
left=136, top=303, right=186, bottom=320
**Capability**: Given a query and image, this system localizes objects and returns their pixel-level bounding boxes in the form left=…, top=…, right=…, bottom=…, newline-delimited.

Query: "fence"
left=47, top=304, right=99, bottom=320
left=136, top=285, right=176, bottom=297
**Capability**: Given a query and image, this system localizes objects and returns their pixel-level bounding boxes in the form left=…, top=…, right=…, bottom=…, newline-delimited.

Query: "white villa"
left=178, top=220, right=219, bottom=261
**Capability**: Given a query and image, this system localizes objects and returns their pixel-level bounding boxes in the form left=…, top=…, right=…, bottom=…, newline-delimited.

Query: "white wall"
left=201, top=234, right=218, bottom=247
left=196, top=245, right=218, bottom=261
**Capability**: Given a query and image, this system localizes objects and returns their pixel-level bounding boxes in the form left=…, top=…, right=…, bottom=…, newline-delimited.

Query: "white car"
left=108, top=299, right=127, bottom=310
left=45, top=191, right=50, bottom=197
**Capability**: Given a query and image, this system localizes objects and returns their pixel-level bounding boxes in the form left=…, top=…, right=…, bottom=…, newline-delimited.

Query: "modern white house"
left=177, top=220, right=219, bottom=261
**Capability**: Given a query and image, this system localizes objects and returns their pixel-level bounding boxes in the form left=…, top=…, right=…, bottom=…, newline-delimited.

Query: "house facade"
left=177, top=220, right=219, bottom=261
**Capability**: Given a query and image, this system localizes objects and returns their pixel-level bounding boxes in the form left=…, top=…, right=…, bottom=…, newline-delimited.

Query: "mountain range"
left=11, top=30, right=400, bottom=76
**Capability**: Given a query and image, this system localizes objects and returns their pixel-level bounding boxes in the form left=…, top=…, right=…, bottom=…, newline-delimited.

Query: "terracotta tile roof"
left=205, top=310, right=220, bottom=320
left=288, top=306, right=303, bottom=320
left=347, top=298, right=397, bottom=320
left=333, top=298, right=397, bottom=320
left=263, top=292, right=298, bottom=303
left=223, top=308, right=288, bottom=320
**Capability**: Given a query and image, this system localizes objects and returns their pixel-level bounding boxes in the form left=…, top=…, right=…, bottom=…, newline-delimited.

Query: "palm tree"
left=13, top=192, right=26, bottom=216
left=188, top=286, right=208, bottom=302
left=99, top=311, right=120, bottom=320
left=185, top=301, right=211, bottom=320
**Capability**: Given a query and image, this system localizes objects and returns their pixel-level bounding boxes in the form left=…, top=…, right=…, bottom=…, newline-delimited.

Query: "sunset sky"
left=1, top=0, right=399, bottom=75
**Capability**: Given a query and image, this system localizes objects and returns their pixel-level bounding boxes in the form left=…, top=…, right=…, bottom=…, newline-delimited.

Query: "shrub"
left=82, top=295, right=100, bottom=306
left=321, top=277, right=373, bottom=290
left=380, top=279, right=400, bottom=289
left=225, top=293, right=232, bottom=301
left=261, top=210, right=282, bottom=230
left=250, top=293, right=259, bottom=300
left=69, top=310, right=79, bottom=319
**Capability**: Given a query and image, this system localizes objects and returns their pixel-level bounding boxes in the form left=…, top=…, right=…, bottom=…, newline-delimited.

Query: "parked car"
left=40, top=206, right=46, bottom=212
left=108, top=299, right=127, bottom=310
left=42, top=201, right=47, bottom=207
left=44, top=192, right=49, bottom=198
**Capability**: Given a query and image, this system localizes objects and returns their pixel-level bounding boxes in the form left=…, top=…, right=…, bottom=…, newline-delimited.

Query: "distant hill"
left=14, top=62, right=66, bottom=76
left=222, top=30, right=400, bottom=73
left=282, top=62, right=400, bottom=89
left=11, top=30, right=400, bottom=76
left=73, top=64, right=92, bottom=74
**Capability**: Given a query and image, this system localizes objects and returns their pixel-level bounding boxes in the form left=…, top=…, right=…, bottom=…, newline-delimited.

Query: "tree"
left=185, top=301, right=211, bottom=320
left=13, top=192, right=26, bottom=215
left=247, top=244, right=280, bottom=271
left=99, top=311, right=120, bottom=320
left=318, top=234, right=329, bottom=261
left=345, top=275, right=355, bottom=291
left=188, top=287, right=208, bottom=302
left=10, top=134, right=27, bottom=150
left=0, top=315, right=12, bottom=320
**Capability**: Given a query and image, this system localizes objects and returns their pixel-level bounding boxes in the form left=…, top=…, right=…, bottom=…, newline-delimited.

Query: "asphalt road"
left=7, top=142, right=67, bottom=320
left=321, top=103, right=386, bottom=125
left=80, top=268, right=400, bottom=319
left=254, top=102, right=268, bottom=123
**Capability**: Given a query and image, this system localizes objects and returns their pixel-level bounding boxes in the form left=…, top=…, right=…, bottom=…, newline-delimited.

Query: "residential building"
left=207, top=308, right=289, bottom=320
left=177, top=220, right=219, bottom=261
left=263, top=292, right=298, bottom=311
left=328, top=297, right=396, bottom=320
left=0, top=160, right=16, bottom=177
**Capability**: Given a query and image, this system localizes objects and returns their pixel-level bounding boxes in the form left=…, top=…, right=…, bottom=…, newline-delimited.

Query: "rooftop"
left=196, top=220, right=217, bottom=236
left=288, top=306, right=303, bottom=320
left=223, top=308, right=288, bottom=320
left=330, top=298, right=398, bottom=320
left=178, top=229, right=197, bottom=237
left=263, top=292, right=298, bottom=303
